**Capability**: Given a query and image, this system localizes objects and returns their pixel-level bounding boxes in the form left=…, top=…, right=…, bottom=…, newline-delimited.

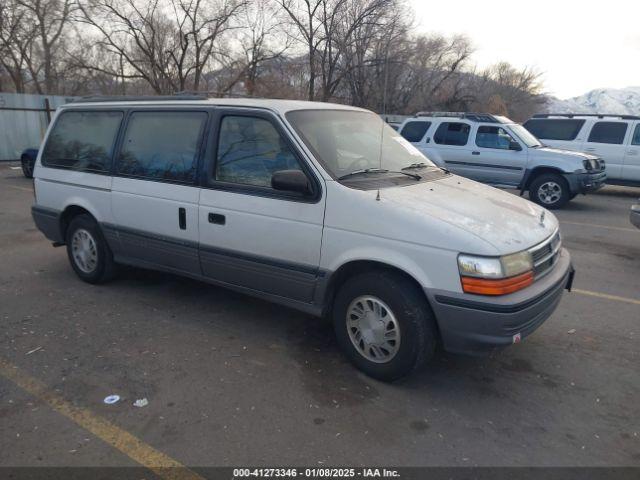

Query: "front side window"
left=116, top=111, right=207, bottom=183
left=400, top=121, right=431, bottom=142
left=587, top=122, right=628, bottom=145
left=632, top=125, right=640, bottom=146
left=42, top=110, right=122, bottom=172
left=476, top=126, right=518, bottom=150
left=215, top=115, right=303, bottom=188
left=433, top=122, right=470, bottom=146
left=523, top=119, right=585, bottom=141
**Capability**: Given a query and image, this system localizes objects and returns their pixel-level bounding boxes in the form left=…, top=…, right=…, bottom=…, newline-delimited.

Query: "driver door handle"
left=472, top=151, right=480, bottom=155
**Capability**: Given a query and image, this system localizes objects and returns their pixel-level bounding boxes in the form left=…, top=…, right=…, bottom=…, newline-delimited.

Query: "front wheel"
left=529, top=173, right=570, bottom=209
left=65, top=214, right=117, bottom=284
left=332, top=271, right=438, bottom=381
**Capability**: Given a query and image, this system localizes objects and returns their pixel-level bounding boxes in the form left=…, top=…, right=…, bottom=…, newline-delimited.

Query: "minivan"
left=31, top=97, right=574, bottom=381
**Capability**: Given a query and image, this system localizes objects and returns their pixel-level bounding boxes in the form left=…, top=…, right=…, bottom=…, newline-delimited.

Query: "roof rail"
left=533, top=113, right=640, bottom=120
left=70, top=94, right=208, bottom=103
left=414, top=111, right=509, bottom=123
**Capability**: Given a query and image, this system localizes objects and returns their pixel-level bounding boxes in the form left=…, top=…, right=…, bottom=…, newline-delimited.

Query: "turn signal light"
left=461, top=271, right=534, bottom=296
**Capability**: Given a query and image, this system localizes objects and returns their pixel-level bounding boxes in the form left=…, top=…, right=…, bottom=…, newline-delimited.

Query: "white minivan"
left=31, top=97, right=574, bottom=381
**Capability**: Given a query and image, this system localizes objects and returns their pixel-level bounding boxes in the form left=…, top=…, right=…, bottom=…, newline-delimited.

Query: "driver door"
left=198, top=109, right=326, bottom=303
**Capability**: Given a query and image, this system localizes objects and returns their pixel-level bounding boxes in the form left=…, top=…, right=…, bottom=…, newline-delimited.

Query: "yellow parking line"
left=0, top=357, right=204, bottom=480
left=573, top=289, right=640, bottom=306
left=561, top=220, right=638, bottom=233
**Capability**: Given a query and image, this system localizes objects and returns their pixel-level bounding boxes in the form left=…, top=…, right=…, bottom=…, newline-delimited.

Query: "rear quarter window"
left=523, top=119, right=585, bottom=141
left=42, top=110, right=123, bottom=172
left=400, top=121, right=431, bottom=142
left=587, top=122, right=628, bottom=145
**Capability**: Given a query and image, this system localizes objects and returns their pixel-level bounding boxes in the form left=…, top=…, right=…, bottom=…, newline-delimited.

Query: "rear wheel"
left=65, top=214, right=116, bottom=284
left=21, top=155, right=33, bottom=179
left=332, top=271, right=438, bottom=381
left=529, top=173, right=570, bottom=209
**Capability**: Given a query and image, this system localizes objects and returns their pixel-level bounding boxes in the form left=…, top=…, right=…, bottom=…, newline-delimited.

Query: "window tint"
left=523, top=119, right=585, bottom=141
left=633, top=125, right=640, bottom=146
left=215, top=116, right=303, bottom=188
left=588, top=122, right=628, bottom=144
left=433, top=122, right=470, bottom=146
left=117, top=111, right=207, bottom=183
left=42, top=111, right=122, bottom=172
left=400, top=121, right=431, bottom=142
left=476, top=126, right=517, bottom=150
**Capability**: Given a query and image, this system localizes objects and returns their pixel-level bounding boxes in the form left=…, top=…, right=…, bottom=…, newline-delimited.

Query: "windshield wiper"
left=338, top=168, right=421, bottom=181
left=401, top=162, right=431, bottom=171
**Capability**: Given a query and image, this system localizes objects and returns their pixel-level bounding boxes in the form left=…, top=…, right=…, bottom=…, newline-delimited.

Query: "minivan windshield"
left=509, top=124, right=543, bottom=148
left=286, top=110, right=436, bottom=179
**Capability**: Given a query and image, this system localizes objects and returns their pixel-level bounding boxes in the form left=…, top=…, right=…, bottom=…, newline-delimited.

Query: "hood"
left=536, top=146, right=598, bottom=161
left=380, top=174, right=558, bottom=254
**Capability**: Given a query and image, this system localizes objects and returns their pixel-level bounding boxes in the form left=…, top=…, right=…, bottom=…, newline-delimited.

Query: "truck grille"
left=529, top=230, right=562, bottom=278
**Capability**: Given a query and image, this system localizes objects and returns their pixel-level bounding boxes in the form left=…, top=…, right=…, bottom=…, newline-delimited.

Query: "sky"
left=410, top=0, right=640, bottom=99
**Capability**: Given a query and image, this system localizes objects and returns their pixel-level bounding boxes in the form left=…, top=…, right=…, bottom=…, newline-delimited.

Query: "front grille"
left=529, top=230, right=561, bottom=278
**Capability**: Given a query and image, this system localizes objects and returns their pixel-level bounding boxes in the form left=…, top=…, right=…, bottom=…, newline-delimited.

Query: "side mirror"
left=271, top=170, right=312, bottom=195
left=509, top=141, right=522, bottom=151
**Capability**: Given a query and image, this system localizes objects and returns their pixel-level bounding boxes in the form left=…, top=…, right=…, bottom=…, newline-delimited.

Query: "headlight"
left=458, top=252, right=534, bottom=296
left=582, top=159, right=593, bottom=171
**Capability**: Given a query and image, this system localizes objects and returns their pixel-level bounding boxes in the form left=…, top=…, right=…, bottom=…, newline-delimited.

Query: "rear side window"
left=116, top=111, right=207, bottom=183
left=523, top=119, right=585, bottom=141
left=400, top=121, right=431, bottom=142
left=588, top=122, right=628, bottom=145
left=633, top=125, right=640, bottom=146
left=433, top=122, right=470, bottom=146
left=215, top=115, right=303, bottom=188
left=42, top=111, right=122, bottom=172
left=475, top=126, right=517, bottom=150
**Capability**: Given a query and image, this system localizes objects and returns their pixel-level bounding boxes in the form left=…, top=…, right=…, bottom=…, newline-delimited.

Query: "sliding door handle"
left=472, top=151, right=480, bottom=155
left=208, top=213, right=226, bottom=225
left=178, top=208, right=186, bottom=230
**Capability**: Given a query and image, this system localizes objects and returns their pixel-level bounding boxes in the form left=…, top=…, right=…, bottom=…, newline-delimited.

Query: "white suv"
left=31, top=97, right=574, bottom=381
left=399, top=112, right=607, bottom=209
left=524, top=114, right=640, bottom=186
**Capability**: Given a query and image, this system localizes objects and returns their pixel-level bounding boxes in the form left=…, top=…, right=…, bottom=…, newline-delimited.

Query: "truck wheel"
left=65, top=214, right=117, bottom=284
left=21, top=155, right=34, bottom=179
left=529, top=173, right=570, bottom=209
left=332, top=271, right=438, bottom=381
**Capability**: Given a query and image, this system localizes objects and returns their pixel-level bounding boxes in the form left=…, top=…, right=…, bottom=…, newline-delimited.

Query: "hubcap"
left=538, top=181, right=562, bottom=205
left=71, top=228, right=98, bottom=274
left=346, top=296, right=400, bottom=363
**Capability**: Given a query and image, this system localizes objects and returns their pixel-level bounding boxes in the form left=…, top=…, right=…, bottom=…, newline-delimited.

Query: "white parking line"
left=560, top=220, right=638, bottom=233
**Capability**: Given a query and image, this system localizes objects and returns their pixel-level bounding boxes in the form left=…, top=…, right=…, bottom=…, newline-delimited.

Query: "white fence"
left=0, top=93, right=76, bottom=161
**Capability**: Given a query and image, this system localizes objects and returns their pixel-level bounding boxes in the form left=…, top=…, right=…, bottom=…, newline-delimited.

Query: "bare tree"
left=0, top=0, right=36, bottom=93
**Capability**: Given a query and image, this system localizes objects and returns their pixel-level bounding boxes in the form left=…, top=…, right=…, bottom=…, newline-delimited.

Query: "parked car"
left=20, top=148, right=38, bottom=179
left=523, top=114, right=640, bottom=187
left=31, top=97, right=574, bottom=381
left=399, top=112, right=606, bottom=209
left=631, top=200, right=640, bottom=229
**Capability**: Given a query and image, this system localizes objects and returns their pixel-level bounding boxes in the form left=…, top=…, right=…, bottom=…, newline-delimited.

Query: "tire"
left=332, top=271, right=438, bottom=381
left=65, top=214, right=117, bottom=284
left=529, top=173, right=570, bottom=209
left=21, top=156, right=33, bottom=179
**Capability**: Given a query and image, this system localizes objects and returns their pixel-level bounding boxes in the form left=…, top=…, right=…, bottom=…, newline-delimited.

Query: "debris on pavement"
left=25, top=346, right=42, bottom=355
left=133, top=398, right=149, bottom=408
left=567, top=329, right=576, bottom=334
left=103, top=395, right=120, bottom=405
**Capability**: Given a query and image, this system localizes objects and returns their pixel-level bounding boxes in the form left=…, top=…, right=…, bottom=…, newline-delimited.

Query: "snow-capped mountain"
left=546, top=87, right=640, bottom=115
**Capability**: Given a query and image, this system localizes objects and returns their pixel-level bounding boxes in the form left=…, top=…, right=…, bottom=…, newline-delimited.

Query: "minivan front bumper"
left=426, top=248, right=573, bottom=356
